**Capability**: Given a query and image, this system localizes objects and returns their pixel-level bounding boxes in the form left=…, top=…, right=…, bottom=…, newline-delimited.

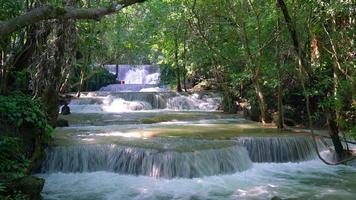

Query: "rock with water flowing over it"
left=41, top=143, right=252, bottom=178
left=238, top=136, right=326, bottom=163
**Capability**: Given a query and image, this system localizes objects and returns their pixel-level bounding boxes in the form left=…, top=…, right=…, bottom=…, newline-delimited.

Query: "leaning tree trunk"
left=325, top=107, right=344, bottom=158
left=252, top=76, right=268, bottom=124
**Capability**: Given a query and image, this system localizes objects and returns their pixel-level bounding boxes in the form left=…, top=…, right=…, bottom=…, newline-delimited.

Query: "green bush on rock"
left=0, top=93, right=52, bottom=199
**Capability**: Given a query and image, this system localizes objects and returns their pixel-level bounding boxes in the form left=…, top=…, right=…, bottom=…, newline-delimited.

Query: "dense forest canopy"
left=2, top=1, right=354, bottom=126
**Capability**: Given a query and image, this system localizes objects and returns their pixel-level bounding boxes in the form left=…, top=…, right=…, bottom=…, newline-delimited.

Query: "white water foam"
left=38, top=160, right=356, bottom=200
left=68, top=93, right=221, bottom=113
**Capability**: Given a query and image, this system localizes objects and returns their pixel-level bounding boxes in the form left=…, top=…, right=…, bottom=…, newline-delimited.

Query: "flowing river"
left=36, top=66, right=356, bottom=200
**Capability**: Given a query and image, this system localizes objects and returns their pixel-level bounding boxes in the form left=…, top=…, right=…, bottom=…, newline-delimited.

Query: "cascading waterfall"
left=42, top=144, right=252, bottom=178
left=103, top=64, right=160, bottom=84
left=43, top=64, right=356, bottom=199
left=41, top=136, right=328, bottom=179
left=68, top=92, right=221, bottom=112
left=101, top=65, right=162, bottom=92
left=238, top=136, right=326, bottom=163
left=166, top=93, right=221, bottom=111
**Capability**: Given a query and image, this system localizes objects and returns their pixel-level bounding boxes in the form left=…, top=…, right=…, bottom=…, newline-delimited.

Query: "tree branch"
left=0, top=0, right=147, bottom=37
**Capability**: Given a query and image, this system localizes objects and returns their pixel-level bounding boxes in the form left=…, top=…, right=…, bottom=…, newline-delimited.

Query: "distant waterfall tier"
left=102, top=65, right=164, bottom=92
left=238, top=136, right=326, bottom=163
left=104, top=65, right=160, bottom=84
left=41, top=144, right=252, bottom=178
left=69, top=92, right=221, bottom=112
left=100, top=84, right=168, bottom=92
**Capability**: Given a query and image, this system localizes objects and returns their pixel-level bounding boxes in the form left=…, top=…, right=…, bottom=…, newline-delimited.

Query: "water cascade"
left=101, top=65, right=163, bottom=92
left=42, top=142, right=252, bottom=178
left=69, top=92, right=221, bottom=112
left=238, top=136, right=326, bottom=163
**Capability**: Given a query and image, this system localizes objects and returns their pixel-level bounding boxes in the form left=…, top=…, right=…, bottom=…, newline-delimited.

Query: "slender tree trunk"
left=277, top=60, right=284, bottom=129
left=325, top=106, right=344, bottom=157
left=276, top=0, right=311, bottom=75
left=252, top=76, right=267, bottom=124
left=276, top=15, right=284, bottom=129
left=175, top=37, right=182, bottom=92
left=240, top=13, right=268, bottom=124
left=182, top=39, right=188, bottom=92
left=77, top=68, right=85, bottom=97
left=277, top=0, right=345, bottom=157
left=0, top=70, right=7, bottom=94
left=0, top=38, right=11, bottom=94
left=59, top=73, right=71, bottom=93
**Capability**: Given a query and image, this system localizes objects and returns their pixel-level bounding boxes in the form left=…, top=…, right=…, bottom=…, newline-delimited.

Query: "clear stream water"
left=37, top=86, right=356, bottom=200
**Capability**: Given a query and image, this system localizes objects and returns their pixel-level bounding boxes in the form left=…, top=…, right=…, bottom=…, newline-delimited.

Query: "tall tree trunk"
left=43, top=19, right=65, bottom=126
left=240, top=11, right=268, bottom=124
left=77, top=68, right=85, bottom=98
left=175, top=37, right=182, bottom=92
left=252, top=76, right=268, bottom=124
left=182, top=39, right=188, bottom=92
left=276, top=0, right=311, bottom=75
left=277, top=60, right=284, bottom=129
left=277, top=0, right=344, bottom=157
left=325, top=106, right=344, bottom=158
left=276, top=15, right=284, bottom=129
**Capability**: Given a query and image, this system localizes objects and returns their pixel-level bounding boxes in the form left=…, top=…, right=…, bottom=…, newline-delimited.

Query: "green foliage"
left=0, top=0, right=23, bottom=20
left=0, top=93, right=50, bottom=136
left=159, top=64, right=176, bottom=85
left=0, top=0, right=354, bottom=137
left=70, top=67, right=116, bottom=92
left=0, top=137, right=29, bottom=177
left=84, top=68, right=117, bottom=91
left=0, top=191, right=29, bottom=200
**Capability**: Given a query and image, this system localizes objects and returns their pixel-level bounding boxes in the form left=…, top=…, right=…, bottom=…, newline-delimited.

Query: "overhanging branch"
left=0, top=0, right=147, bottom=37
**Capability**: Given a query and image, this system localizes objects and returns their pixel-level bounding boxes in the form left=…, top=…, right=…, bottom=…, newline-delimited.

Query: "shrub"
left=0, top=93, right=52, bottom=141
left=0, top=137, right=29, bottom=177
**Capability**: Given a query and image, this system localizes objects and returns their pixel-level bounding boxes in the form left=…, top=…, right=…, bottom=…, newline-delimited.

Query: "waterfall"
left=167, top=93, right=221, bottom=111
left=68, top=92, right=221, bottom=112
left=101, top=65, right=162, bottom=92
left=100, top=84, right=167, bottom=92
left=238, top=136, right=326, bottom=163
left=42, top=144, right=252, bottom=178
